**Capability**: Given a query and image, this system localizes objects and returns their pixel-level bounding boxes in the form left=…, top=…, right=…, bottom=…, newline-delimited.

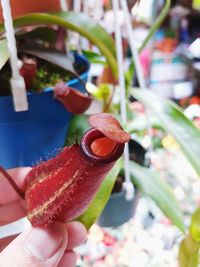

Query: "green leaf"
left=0, top=12, right=117, bottom=77
left=190, top=208, right=200, bottom=243
left=125, top=61, right=134, bottom=88
left=178, top=235, right=200, bottom=267
left=139, top=0, right=171, bottom=52
left=93, top=84, right=111, bottom=101
left=0, top=39, right=9, bottom=70
left=126, top=0, right=171, bottom=87
left=77, top=160, right=121, bottom=230
left=82, top=50, right=106, bottom=65
left=129, top=161, right=185, bottom=232
left=66, top=114, right=90, bottom=146
left=179, top=208, right=200, bottom=267
left=20, top=47, right=76, bottom=75
left=17, top=27, right=57, bottom=44
left=131, top=89, right=200, bottom=177
left=126, top=115, right=165, bottom=133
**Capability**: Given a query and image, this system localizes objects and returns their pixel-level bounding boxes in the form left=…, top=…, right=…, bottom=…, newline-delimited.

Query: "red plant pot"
left=0, top=0, right=72, bottom=22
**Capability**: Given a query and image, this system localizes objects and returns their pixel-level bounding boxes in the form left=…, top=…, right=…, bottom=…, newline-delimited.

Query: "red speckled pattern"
left=25, top=141, right=116, bottom=226
left=25, top=114, right=130, bottom=226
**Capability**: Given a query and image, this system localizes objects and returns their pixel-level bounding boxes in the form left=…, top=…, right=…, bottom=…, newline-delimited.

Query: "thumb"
left=0, top=222, right=68, bottom=267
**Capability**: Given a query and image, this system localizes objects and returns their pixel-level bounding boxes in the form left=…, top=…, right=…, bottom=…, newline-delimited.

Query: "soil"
left=112, top=175, right=125, bottom=194
left=0, top=54, right=87, bottom=96
left=112, top=140, right=147, bottom=194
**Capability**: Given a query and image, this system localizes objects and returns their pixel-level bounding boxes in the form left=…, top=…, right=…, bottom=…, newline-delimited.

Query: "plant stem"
left=0, top=166, right=25, bottom=199
left=103, top=86, right=115, bottom=113
left=139, top=0, right=171, bottom=53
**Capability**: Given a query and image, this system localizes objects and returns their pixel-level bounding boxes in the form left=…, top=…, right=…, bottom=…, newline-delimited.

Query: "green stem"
left=0, top=12, right=118, bottom=78
left=139, top=0, right=171, bottom=52
left=0, top=166, right=25, bottom=199
left=126, top=0, right=171, bottom=90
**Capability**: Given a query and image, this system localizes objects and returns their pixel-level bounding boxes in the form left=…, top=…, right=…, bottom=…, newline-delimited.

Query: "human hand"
left=0, top=168, right=87, bottom=267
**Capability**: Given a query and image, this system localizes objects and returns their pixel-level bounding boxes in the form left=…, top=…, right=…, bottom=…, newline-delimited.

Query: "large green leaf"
left=179, top=209, right=200, bottom=267
left=126, top=115, right=164, bottom=133
left=129, top=161, right=185, bottom=232
left=139, top=0, right=171, bottom=52
left=77, top=160, right=121, bottom=230
left=190, top=208, right=200, bottom=243
left=17, top=26, right=57, bottom=44
left=131, top=89, right=200, bottom=176
left=126, top=0, right=171, bottom=87
left=82, top=50, right=106, bottom=65
left=20, top=47, right=76, bottom=74
left=178, top=235, right=199, bottom=267
left=0, top=12, right=117, bottom=77
left=0, top=39, right=9, bottom=70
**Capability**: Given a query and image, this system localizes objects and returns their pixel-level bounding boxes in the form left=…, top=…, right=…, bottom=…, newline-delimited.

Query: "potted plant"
left=0, top=11, right=117, bottom=169
left=0, top=28, right=90, bottom=169
left=97, top=139, right=148, bottom=228
left=1, top=3, right=200, bottom=266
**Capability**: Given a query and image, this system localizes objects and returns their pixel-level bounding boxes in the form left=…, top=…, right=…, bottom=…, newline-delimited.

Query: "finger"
left=0, top=222, right=68, bottom=267
left=58, top=250, right=77, bottom=267
left=0, top=167, right=31, bottom=205
left=0, top=235, right=17, bottom=252
left=0, top=200, right=26, bottom=226
left=66, top=222, right=87, bottom=249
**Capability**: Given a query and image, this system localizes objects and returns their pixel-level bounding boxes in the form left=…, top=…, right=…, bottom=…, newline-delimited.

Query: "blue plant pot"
left=98, top=190, right=140, bottom=228
left=0, top=54, right=89, bottom=169
left=98, top=140, right=148, bottom=228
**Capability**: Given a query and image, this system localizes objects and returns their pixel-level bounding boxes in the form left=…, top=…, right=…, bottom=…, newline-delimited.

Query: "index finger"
left=0, top=167, right=31, bottom=205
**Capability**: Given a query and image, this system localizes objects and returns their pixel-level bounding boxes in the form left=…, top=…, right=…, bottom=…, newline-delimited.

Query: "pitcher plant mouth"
left=81, top=128, right=124, bottom=164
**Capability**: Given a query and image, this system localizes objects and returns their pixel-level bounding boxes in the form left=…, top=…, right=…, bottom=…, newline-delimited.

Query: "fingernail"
left=58, top=251, right=77, bottom=267
left=24, top=223, right=65, bottom=260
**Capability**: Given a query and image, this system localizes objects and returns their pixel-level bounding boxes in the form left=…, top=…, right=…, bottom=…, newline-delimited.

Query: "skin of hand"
left=0, top=168, right=87, bottom=267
